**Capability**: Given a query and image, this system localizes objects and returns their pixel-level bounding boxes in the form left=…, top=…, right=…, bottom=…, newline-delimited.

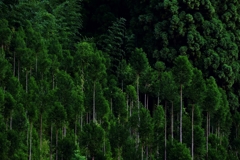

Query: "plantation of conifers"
left=0, top=0, right=240, bottom=159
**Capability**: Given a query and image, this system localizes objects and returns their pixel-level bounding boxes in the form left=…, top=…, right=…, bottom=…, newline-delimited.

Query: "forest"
left=0, top=0, right=240, bottom=159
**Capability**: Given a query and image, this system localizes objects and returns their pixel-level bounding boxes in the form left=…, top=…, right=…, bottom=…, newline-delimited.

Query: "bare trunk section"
left=110, top=96, right=113, bottom=114
left=29, top=122, right=32, bottom=160
left=164, top=102, right=167, bottom=160
left=192, top=105, right=194, bottom=160
left=180, top=84, right=183, bottom=143
left=75, top=115, right=78, bottom=143
left=127, top=95, right=129, bottom=119
left=144, top=93, right=146, bottom=108
left=93, top=82, right=96, bottom=122
left=137, top=75, right=140, bottom=146
left=206, top=112, right=209, bottom=159
left=40, top=114, right=42, bottom=152
left=26, top=71, right=28, bottom=93
left=18, top=59, right=20, bottom=81
left=10, top=112, right=13, bottom=130
left=171, top=101, right=174, bottom=140
left=52, top=74, right=55, bottom=90
left=50, top=124, right=53, bottom=160
left=146, top=95, right=149, bottom=110
left=81, top=112, right=83, bottom=131
left=35, top=53, right=38, bottom=74
left=14, top=52, right=16, bottom=76
left=56, top=129, right=58, bottom=160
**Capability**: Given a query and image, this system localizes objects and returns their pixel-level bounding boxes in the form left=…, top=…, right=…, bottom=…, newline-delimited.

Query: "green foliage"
left=172, top=55, right=193, bottom=86
left=80, top=122, right=105, bottom=158
left=203, top=77, right=221, bottom=113
left=0, top=0, right=239, bottom=159
left=167, top=140, right=192, bottom=160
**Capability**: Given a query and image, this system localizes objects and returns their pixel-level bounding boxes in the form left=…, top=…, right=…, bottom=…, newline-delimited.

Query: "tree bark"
left=40, top=114, right=42, bottom=152
left=13, top=52, right=15, bottom=76
left=18, top=59, right=20, bottom=81
left=29, top=122, right=32, bottom=160
left=9, top=110, right=13, bottom=130
left=137, top=75, right=140, bottom=146
left=127, top=95, right=129, bottom=119
left=75, top=114, right=77, bottom=143
left=93, top=82, right=96, bottom=122
left=171, top=101, right=174, bottom=140
left=147, top=95, right=149, bottom=110
left=56, top=129, right=58, bottom=160
left=144, top=93, right=146, bottom=108
left=35, top=53, right=38, bottom=74
left=50, top=124, right=53, bottom=160
left=165, top=102, right=167, bottom=160
left=192, top=105, right=194, bottom=160
left=206, top=112, right=209, bottom=160
left=81, top=112, right=83, bottom=131
left=180, top=84, right=183, bottom=143
left=26, top=71, right=28, bottom=93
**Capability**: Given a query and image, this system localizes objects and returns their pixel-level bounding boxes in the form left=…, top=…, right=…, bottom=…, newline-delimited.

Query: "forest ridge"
left=0, top=0, right=239, bottom=160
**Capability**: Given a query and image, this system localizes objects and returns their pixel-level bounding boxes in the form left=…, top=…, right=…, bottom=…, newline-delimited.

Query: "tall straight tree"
left=129, top=48, right=149, bottom=110
left=185, top=68, right=206, bottom=159
left=172, top=55, right=193, bottom=143
left=203, top=77, right=221, bottom=159
left=88, top=46, right=106, bottom=122
left=129, top=48, right=148, bottom=146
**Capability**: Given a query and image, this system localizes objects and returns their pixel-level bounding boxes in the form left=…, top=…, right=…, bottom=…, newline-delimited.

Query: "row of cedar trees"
left=0, top=0, right=239, bottom=160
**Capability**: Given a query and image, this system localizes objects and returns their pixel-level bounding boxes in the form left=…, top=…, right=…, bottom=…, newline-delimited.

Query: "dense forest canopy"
left=0, top=0, right=240, bottom=159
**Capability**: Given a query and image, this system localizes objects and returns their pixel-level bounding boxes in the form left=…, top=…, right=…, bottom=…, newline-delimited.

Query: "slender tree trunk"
left=27, top=118, right=29, bottom=148
left=209, top=113, right=211, bottom=136
left=121, top=80, right=123, bottom=91
left=52, top=74, right=55, bottom=90
left=81, top=112, right=83, bottom=131
left=6, top=118, right=8, bottom=130
left=64, top=124, right=66, bottom=137
left=146, top=146, right=148, bottom=160
left=127, top=95, right=129, bottom=119
left=56, top=129, right=58, bottom=160
left=75, top=114, right=77, bottom=143
left=111, top=96, right=113, bottom=114
left=171, top=101, right=174, bottom=140
left=130, top=101, right=132, bottom=117
left=144, top=93, right=146, bottom=108
left=10, top=116, right=12, bottom=130
left=137, top=74, right=140, bottom=118
left=29, top=122, right=32, bottom=160
left=26, top=71, right=28, bottom=93
left=86, top=113, right=88, bottom=124
left=18, top=59, right=20, bottom=81
left=103, top=136, right=106, bottom=155
left=141, top=145, right=144, bottom=160
left=192, top=105, right=194, bottom=160
left=50, top=124, right=53, bottom=160
left=206, top=112, right=209, bottom=159
left=13, top=52, right=15, bottom=76
left=147, top=95, right=149, bottom=110
left=165, top=102, right=167, bottom=160
left=137, top=75, right=140, bottom=145
left=93, top=82, right=96, bottom=122
left=35, top=53, right=38, bottom=74
left=157, top=93, right=159, bottom=106
left=40, top=114, right=42, bottom=152
left=180, top=84, right=183, bottom=143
